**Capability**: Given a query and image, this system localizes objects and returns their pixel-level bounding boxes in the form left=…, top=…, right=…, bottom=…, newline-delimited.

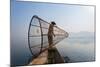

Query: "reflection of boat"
left=28, top=15, right=69, bottom=64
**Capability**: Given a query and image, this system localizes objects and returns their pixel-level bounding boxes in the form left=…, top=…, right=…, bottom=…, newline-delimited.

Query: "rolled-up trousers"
left=48, top=35, right=53, bottom=47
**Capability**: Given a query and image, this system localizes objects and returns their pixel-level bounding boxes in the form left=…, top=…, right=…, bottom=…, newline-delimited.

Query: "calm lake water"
left=11, top=32, right=95, bottom=65
left=56, top=35, right=95, bottom=62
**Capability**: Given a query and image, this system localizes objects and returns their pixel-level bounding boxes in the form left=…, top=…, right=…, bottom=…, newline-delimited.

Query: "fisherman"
left=48, top=21, right=56, bottom=48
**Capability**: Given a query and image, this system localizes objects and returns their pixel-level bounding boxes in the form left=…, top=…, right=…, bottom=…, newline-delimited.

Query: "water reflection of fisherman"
left=48, top=21, right=56, bottom=48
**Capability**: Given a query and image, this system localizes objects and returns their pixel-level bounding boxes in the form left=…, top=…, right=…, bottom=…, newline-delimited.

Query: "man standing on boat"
left=48, top=21, right=56, bottom=48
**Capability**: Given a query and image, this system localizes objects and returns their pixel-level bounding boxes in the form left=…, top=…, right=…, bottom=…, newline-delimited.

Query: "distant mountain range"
left=69, top=31, right=95, bottom=38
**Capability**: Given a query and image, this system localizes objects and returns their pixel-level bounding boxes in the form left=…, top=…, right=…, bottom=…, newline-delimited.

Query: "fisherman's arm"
left=52, top=28, right=55, bottom=37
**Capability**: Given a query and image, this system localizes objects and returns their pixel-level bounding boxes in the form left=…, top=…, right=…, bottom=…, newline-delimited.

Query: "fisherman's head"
left=51, top=21, right=56, bottom=25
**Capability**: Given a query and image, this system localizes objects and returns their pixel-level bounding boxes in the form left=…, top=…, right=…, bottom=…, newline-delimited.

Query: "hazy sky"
left=11, top=1, right=95, bottom=33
